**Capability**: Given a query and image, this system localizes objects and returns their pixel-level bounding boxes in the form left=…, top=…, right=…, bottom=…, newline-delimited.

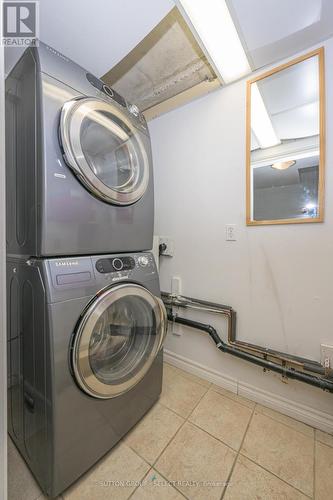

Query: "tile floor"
left=8, top=362, right=333, bottom=500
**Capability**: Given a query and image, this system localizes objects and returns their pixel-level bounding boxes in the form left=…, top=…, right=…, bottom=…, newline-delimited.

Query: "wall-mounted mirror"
left=246, top=48, right=325, bottom=225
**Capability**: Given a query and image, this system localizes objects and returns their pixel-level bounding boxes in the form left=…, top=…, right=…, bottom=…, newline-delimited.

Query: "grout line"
left=164, top=362, right=213, bottom=390
left=220, top=403, right=256, bottom=500
left=123, top=442, right=152, bottom=469
left=153, top=385, right=210, bottom=468
left=238, top=406, right=315, bottom=500
left=155, top=468, right=189, bottom=500
left=151, top=382, right=211, bottom=499
left=315, top=431, right=333, bottom=448
left=237, top=453, right=313, bottom=500
left=158, top=400, right=187, bottom=419
left=127, top=466, right=153, bottom=500
left=187, top=420, right=245, bottom=454
left=124, top=368, right=212, bottom=500
left=135, top=467, right=189, bottom=500
left=150, top=419, right=188, bottom=498
left=209, top=385, right=256, bottom=411
left=166, top=362, right=319, bottom=439
left=184, top=381, right=211, bottom=421
left=255, top=405, right=315, bottom=438
left=313, top=435, right=316, bottom=500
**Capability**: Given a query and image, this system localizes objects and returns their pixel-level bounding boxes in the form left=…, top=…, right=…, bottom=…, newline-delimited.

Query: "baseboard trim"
left=164, top=349, right=237, bottom=392
left=164, top=349, right=333, bottom=434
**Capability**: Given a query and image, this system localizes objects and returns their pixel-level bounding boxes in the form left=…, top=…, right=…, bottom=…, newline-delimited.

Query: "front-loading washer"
left=6, top=42, right=154, bottom=257
left=7, top=252, right=167, bottom=497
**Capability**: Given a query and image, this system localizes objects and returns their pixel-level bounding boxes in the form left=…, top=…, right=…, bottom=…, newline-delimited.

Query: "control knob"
left=138, top=255, right=149, bottom=267
left=128, top=103, right=140, bottom=116
left=112, top=258, right=124, bottom=271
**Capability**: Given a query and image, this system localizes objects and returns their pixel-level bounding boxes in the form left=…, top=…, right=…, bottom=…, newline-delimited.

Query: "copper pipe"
left=162, top=293, right=328, bottom=376
left=169, top=312, right=333, bottom=393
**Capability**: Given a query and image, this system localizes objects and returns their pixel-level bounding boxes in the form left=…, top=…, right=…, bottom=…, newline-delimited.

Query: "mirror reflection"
left=247, top=49, right=324, bottom=225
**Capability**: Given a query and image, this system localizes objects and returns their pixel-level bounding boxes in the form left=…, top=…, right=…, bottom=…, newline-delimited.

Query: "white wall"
left=150, top=38, right=333, bottom=418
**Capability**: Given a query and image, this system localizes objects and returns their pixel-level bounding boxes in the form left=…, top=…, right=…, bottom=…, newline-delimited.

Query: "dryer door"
left=71, top=283, right=167, bottom=399
left=60, top=98, right=150, bottom=205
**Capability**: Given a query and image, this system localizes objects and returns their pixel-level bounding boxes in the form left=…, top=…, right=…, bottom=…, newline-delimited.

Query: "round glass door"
left=72, top=284, right=167, bottom=399
left=60, top=98, right=150, bottom=205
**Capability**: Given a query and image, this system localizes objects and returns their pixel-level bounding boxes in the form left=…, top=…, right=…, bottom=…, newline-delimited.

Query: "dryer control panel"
left=95, top=256, right=135, bottom=273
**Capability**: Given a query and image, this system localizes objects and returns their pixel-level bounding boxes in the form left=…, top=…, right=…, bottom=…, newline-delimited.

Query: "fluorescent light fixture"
left=271, top=160, right=296, bottom=170
left=175, top=0, right=251, bottom=83
left=251, top=83, right=281, bottom=149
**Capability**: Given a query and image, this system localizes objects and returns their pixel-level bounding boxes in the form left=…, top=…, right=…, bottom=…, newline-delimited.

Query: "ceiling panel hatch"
left=102, top=7, right=218, bottom=117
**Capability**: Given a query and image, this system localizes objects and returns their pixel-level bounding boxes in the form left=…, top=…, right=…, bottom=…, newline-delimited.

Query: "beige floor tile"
left=315, top=441, right=333, bottom=499
left=36, top=495, right=62, bottom=499
left=241, top=412, right=314, bottom=496
left=315, top=429, right=333, bottom=448
left=124, top=403, right=184, bottom=464
left=63, top=443, right=149, bottom=500
left=224, top=455, right=308, bottom=500
left=132, top=469, right=184, bottom=500
left=189, top=390, right=252, bottom=450
left=8, top=438, right=43, bottom=500
left=210, top=385, right=255, bottom=409
left=163, top=363, right=178, bottom=378
left=160, top=365, right=208, bottom=418
left=156, top=422, right=236, bottom=500
left=256, top=405, right=314, bottom=437
left=164, top=362, right=211, bottom=388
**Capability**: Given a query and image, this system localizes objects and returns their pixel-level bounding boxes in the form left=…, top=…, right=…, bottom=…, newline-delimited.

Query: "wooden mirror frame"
left=246, top=47, right=325, bottom=226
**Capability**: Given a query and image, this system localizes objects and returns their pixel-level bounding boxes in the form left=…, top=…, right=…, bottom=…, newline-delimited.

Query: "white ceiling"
left=4, top=0, right=333, bottom=122
left=259, top=57, right=319, bottom=116
left=258, top=55, right=319, bottom=141
left=228, top=0, right=333, bottom=69
left=230, top=0, right=322, bottom=52
left=5, top=0, right=174, bottom=75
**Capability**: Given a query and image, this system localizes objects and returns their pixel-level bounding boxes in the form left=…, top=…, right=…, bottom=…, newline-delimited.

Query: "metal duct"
left=102, top=7, right=219, bottom=118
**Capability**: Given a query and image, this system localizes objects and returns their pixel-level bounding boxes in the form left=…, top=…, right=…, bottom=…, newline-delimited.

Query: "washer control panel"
left=46, top=253, right=157, bottom=302
left=95, top=256, right=135, bottom=274
left=92, top=253, right=156, bottom=283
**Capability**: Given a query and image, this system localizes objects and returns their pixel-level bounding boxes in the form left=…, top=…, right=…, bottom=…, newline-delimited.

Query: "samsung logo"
left=45, top=45, right=69, bottom=62
left=55, top=261, right=79, bottom=267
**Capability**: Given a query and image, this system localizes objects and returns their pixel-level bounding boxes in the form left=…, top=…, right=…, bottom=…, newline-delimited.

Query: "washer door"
left=60, top=98, right=149, bottom=205
left=72, top=284, right=167, bottom=399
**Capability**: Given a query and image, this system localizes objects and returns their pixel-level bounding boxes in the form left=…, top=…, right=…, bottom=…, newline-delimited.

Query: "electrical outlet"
left=320, top=344, right=333, bottom=370
left=226, top=224, right=236, bottom=241
left=159, top=237, right=174, bottom=257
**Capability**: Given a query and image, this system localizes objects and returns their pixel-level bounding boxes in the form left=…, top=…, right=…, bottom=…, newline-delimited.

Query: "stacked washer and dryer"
left=6, top=43, right=167, bottom=497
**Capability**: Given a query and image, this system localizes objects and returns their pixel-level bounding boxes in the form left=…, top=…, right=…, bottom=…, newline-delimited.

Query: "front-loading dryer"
left=6, top=42, right=154, bottom=257
left=7, top=252, right=167, bottom=497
